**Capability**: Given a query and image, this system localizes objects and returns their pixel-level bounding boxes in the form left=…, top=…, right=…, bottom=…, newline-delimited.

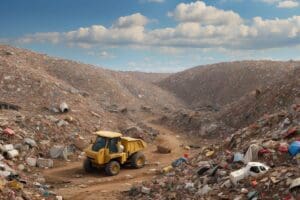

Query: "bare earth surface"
left=42, top=119, right=192, bottom=200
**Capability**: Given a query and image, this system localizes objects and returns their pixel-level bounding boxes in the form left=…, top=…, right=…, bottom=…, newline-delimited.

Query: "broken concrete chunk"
left=24, top=138, right=37, bottom=148
left=26, top=157, right=37, bottom=167
left=0, top=144, right=14, bottom=152
left=141, top=186, right=151, bottom=194
left=198, top=184, right=212, bottom=195
left=7, top=149, right=19, bottom=159
left=50, top=145, right=73, bottom=160
left=57, top=119, right=68, bottom=127
left=37, top=158, right=53, bottom=168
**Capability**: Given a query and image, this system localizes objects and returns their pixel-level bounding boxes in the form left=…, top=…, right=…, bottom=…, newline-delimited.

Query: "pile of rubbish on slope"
left=0, top=102, right=159, bottom=199
left=126, top=104, right=300, bottom=200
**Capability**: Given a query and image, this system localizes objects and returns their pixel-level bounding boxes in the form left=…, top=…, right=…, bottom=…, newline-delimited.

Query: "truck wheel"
left=83, top=158, right=94, bottom=173
left=131, top=152, right=145, bottom=169
left=105, top=161, right=120, bottom=176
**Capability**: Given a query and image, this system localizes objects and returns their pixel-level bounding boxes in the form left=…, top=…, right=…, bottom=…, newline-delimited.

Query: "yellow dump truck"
left=84, top=131, right=147, bottom=176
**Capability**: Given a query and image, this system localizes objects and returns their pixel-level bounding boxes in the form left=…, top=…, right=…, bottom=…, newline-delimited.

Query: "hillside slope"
left=158, top=61, right=298, bottom=110
left=0, top=45, right=183, bottom=112
left=218, top=65, right=300, bottom=128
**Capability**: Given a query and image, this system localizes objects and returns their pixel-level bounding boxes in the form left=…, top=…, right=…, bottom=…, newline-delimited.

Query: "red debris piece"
left=2, top=128, right=15, bottom=136
left=278, top=145, right=289, bottom=153
left=259, top=148, right=272, bottom=154
left=251, top=180, right=258, bottom=187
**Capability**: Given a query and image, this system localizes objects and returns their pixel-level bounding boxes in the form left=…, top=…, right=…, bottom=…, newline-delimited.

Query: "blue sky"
left=1, top=0, right=300, bottom=72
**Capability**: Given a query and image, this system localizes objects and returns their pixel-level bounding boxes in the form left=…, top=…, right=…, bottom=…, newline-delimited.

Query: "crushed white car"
left=230, top=162, right=269, bottom=185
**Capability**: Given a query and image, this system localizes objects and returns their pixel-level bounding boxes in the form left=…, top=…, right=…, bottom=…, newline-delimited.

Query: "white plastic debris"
left=230, top=162, right=269, bottom=185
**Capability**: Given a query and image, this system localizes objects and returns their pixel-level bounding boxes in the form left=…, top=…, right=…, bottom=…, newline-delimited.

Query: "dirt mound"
left=158, top=60, right=297, bottom=110
left=219, top=66, right=300, bottom=129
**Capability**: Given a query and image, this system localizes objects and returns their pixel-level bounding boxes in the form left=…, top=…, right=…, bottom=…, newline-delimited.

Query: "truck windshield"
left=92, top=137, right=106, bottom=151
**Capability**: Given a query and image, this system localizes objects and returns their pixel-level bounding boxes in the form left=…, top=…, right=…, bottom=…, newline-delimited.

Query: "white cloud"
left=277, top=0, right=299, bottom=8
left=259, top=0, right=299, bottom=8
left=8, top=2, right=300, bottom=51
left=112, top=13, right=148, bottom=28
left=168, top=1, right=243, bottom=25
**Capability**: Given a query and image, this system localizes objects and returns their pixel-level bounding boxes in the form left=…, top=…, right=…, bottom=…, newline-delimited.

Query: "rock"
left=184, top=182, right=194, bottom=190
left=4, top=51, right=14, bottom=55
left=57, top=119, right=68, bottom=127
left=24, top=138, right=37, bottom=148
left=141, top=186, right=151, bottom=194
left=157, top=145, right=171, bottom=154
left=26, top=157, right=37, bottom=167
left=198, top=184, right=212, bottom=195
left=141, top=105, right=152, bottom=112
left=184, top=146, right=191, bottom=150
left=37, top=158, right=53, bottom=168
left=0, top=144, right=14, bottom=152
left=282, top=117, right=291, bottom=126
left=241, top=188, right=249, bottom=194
left=56, top=196, right=63, bottom=200
left=221, top=180, right=232, bottom=188
left=18, top=164, right=25, bottom=171
left=50, top=145, right=72, bottom=160
left=7, top=149, right=19, bottom=159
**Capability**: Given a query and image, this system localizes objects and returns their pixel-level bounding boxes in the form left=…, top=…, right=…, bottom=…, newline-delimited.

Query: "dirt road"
left=43, top=120, right=190, bottom=200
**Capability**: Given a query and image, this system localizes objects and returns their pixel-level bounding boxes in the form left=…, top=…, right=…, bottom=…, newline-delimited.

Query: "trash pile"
left=157, top=109, right=234, bottom=139
left=0, top=110, right=83, bottom=199
left=126, top=104, right=300, bottom=199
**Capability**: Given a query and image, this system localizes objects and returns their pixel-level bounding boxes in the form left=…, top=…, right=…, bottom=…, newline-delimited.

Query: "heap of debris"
left=126, top=104, right=300, bottom=200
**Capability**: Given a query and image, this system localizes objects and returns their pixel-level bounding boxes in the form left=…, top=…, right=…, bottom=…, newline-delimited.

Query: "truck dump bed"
left=121, top=137, right=147, bottom=156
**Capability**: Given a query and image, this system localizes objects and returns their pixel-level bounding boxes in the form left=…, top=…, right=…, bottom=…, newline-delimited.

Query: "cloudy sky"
left=1, top=0, right=300, bottom=72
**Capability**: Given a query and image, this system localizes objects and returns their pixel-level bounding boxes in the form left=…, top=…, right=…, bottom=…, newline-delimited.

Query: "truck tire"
left=131, top=152, right=145, bottom=169
left=83, top=158, right=94, bottom=173
left=105, top=161, right=120, bottom=176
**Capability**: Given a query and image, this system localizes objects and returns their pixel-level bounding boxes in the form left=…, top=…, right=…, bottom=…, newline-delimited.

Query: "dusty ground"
left=42, top=119, right=193, bottom=200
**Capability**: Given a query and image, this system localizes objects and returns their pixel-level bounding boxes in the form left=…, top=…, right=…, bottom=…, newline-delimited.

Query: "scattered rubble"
left=126, top=104, right=300, bottom=199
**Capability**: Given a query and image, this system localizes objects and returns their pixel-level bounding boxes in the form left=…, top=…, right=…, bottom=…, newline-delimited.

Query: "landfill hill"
left=158, top=65, right=300, bottom=138
left=219, top=66, right=300, bottom=129
left=158, top=60, right=297, bottom=110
